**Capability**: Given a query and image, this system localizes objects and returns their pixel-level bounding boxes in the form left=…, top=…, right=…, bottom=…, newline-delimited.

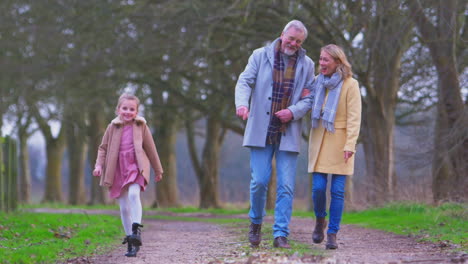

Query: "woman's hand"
left=344, top=151, right=354, bottom=163
left=301, top=88, right=310, bottom=98
left=93, top=166, right=102, bottom=177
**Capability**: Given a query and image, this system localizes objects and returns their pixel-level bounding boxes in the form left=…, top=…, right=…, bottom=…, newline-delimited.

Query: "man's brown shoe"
left=273, top=236, right=291, bottom=249
left=248, top=223, right=262, bottom=246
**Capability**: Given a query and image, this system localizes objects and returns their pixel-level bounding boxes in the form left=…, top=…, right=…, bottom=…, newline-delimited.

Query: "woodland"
left=0, top=0, right=466, bottom=210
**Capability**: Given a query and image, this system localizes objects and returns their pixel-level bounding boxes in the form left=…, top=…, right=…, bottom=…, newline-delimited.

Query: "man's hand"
left=236, top=106, right=249, bottom=120
left=344, top=151, right=354, bottom=163
left=275, top=109, right=293, bottom=123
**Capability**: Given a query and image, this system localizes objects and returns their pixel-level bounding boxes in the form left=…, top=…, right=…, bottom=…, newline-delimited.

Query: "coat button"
left=267, top=112, right=270, bottom=115
left=268, top=97, right=271, bottom=100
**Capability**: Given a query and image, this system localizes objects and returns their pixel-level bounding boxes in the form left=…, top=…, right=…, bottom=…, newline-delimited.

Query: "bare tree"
left=87, top=102, right=110, bottom=205
left=15, top=104, right=35, bottom=203
left=186, top=115, right=224, bottom=208
left=65, top=109, right=87, bottom=205
left=407, top=0, right=467, bottom=202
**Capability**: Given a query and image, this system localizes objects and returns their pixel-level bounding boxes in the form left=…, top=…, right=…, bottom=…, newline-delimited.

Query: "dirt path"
left=289, top=217, right=465, bottom=264
left=88, top=219, right=238, bottom=264
left=34, top=209, right=465, bottom=264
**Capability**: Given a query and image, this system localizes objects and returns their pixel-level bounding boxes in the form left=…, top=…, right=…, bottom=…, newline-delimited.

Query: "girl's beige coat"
left=95, top=116, right=163, bottom=187
left=308, top=77, right=362, bottom=176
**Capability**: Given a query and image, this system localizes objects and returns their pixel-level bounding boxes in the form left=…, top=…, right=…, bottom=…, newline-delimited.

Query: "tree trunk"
left=17, top=130, right=31, bottom=203
left=154, top=118, right=179, bottom=208
left=307, top=173, right=313, bottom=211
left=344, top=176, right=354, bottom=211
left=87, top=107, right=109, bottom=205
left=361, top=0, right=412, bottom=205
left=147, top=88, right=180, bottom=208
left=186, top=116, right=223, bottom=209
left=66, top=113, right=87, bottom=205
left=31, top=104, right=67, bottom=203
left=0, top=138, right=3, bottom=211
left=431, top=53, right=466, bottom=202
left=198, top=117, right=222, bottom=209
left=0, top=137, right=18, bottom=212
left=42, top=135, right=66, bottom=203
left=362, top=97, right=396, bottom=205
left=407, top=0, right=467, bottom=202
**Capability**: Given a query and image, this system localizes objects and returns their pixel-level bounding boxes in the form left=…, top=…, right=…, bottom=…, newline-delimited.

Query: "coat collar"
left=111, top=116, right=146, bottom=126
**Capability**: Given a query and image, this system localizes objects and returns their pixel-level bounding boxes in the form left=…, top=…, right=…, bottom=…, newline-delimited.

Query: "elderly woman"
left=308, top=44, right=362, bottom=249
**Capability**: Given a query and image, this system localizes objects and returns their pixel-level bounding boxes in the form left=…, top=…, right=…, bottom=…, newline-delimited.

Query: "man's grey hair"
left=283, top=20, right=308, bottom=39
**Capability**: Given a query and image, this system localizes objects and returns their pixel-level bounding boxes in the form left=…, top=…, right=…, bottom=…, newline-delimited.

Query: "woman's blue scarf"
left=311, top=72, right=343, bottom=132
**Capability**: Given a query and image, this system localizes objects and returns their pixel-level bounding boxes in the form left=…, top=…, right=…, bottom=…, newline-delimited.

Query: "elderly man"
left=235, top=20, right=315, bottom=248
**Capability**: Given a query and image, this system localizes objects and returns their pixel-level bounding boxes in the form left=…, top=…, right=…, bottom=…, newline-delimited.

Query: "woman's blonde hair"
left=321, top=44, right=352, bottom=79
left=115, top=93, right=140, bottom=115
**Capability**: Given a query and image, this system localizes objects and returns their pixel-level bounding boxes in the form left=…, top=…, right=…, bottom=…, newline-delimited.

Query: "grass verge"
left=0, top=212, right=121, bottom=264
left=20, top=203, right=120, bottom=210
left=342, top=202, right=468, bottom=251
left=10, top=202, right=466, bottom=263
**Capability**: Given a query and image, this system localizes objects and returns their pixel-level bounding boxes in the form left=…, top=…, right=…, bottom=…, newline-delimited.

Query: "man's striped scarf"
left=266, top=40, right=298, bottom=145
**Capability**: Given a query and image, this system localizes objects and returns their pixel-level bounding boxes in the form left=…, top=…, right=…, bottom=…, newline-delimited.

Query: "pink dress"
left=110, top=124, right=147, bottom=199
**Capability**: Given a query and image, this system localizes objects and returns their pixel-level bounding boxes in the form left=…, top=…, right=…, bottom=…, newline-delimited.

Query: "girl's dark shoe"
left=122, top=236, right=137, bottom=257
left=325, top=233, right=338, bottom=249
left=130, top=245, right=140, bottom=257
left=312, top=217, right=327, bottom=243
left=129, top=223, right=143, bottom=246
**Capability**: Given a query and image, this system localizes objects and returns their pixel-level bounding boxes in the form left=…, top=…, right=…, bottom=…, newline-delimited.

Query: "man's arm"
left=235, top=49, right=261, bottom=115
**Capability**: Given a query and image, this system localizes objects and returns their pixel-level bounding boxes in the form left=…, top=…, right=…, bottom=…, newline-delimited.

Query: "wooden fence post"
left=0, top=137, right=3, bottom=211
left=0, top=136, right=18, bottom=212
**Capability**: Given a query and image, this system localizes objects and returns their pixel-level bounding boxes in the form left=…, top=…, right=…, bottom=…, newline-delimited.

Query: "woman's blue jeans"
left=312, top=172, right=346, bottom=234
left=249, top=144, right=298, bottom=238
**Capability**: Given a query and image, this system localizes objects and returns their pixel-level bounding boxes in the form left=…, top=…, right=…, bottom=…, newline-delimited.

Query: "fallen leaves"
left=50, top=226, right=73, bottom=239
left=211, top=250, right=326, bottom=264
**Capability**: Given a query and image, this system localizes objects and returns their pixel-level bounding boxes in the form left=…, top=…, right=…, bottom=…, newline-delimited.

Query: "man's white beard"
left=284, top=48, right=296, bottom=56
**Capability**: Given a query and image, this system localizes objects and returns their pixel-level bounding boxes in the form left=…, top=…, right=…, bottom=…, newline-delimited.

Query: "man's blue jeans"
left=249, top=144, right=298, bottom=238
left=312, top=172, right=346, bottom=234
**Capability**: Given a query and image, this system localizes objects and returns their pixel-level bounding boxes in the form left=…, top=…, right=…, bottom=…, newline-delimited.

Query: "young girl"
left=93, top=93, right=163, bottom=257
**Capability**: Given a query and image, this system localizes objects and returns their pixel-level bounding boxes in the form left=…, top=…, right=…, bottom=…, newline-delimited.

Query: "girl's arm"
left=94, top=124, right=111, bottom=176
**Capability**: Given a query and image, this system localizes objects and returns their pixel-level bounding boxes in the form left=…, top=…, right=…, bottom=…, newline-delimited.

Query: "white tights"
left=118, top=183, right=142, bottom=235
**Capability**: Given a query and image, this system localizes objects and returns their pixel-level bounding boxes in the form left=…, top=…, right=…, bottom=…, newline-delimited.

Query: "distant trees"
left=407, top=0, right=467, bottom=202
left=356, top=1, right=413, bottom=204
left=0, top=0, right=465, bottom=207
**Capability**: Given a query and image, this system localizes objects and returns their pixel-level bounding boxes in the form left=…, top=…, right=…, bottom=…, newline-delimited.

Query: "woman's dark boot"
left=122, top=236, right=137, bottom=257
left=129, top=223, right=143, bottom=246
left=325, top=233, right=338, bottom=249
left=312, top=218, right=327, bottom=243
